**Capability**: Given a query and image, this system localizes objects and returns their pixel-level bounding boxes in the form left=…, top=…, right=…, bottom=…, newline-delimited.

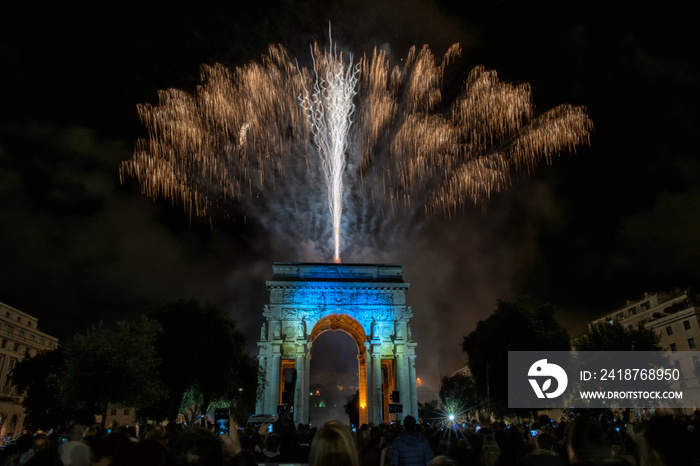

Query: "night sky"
left=1, top=0, right=698, bottom=391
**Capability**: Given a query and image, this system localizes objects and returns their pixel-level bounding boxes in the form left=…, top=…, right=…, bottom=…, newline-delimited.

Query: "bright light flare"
left=434, top=400, right=469, bottom=428
left=424, top=401, right=474, bottom=448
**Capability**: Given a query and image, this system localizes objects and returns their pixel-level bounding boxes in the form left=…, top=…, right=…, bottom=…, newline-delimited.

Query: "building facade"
left=256, top=262, right=419, bottom=426
left=589, top=289, right=700, bottom=403
left=0, top=302, right=58, bottom=438
left=589, top=289, right=700, bottom=352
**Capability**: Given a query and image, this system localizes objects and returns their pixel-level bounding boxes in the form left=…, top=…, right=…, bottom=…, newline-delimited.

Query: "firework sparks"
left=120, top=39, right=592, bottom=261
left=299, top=32, right=359, bottom=263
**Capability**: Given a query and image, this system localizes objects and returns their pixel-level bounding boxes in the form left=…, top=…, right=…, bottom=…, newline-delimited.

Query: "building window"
left=671, top=343, right=678, bottom=352
left=641, top=301, right=651, bottom=310
left=111, top=408, right=117, bottom=416
left=667, top=326, right=673, bottom=335
left=684, top=320, right=692, bottom=330
left=124, top=409, right=130, bottom=416
left=689, top=338, right=696, bottom=349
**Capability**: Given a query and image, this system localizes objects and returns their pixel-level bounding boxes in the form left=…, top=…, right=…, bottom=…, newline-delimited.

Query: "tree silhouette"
left=142, top=299, right=258, bottom=422
left=462, top=297, right=570, bottom=417
left=574, top=321, right=662, bottom=351
left=344, top=390, right=360, bottom=427
left=59, top=317, right=163, bottom=420
left=11, top=348, right=72, bottom=428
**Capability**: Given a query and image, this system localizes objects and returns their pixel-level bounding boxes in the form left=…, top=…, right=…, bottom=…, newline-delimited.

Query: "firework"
left=299, top=32, right=359, bottom=262
left=120, top=39, right=592, bottom=261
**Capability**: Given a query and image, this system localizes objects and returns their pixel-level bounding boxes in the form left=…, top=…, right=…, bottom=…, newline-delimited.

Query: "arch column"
left=293, top=348, right=304, bottom=424
left=256, top=354, right=267, bottom=414
left=268, top=348, right=281, bottom=414
left=409, top=354, right=418, bottom=417
left=358, top=350, right=368, bottom=426
left=364, top=341, right=374, bottom=424
left=372, top=346, right=382, bottom=424
left=263, top=350, right=274, bottom=413
left=302, top=345, right=311, bottom=423
left=396, top=346, right=409, bottom=419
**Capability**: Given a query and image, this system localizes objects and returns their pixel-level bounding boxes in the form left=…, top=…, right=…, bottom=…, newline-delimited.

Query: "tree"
left=567, top=323, right=662, bottom=420
left=439, top=373, right=483, bottom=419
left=462, top=297, right=571, bottom=417
left=574, top=321, right=662, bottom=351
left=59, top=317, right=163, bottom=420
left=344, top=390, right=360, bottom=427
left=142, top=299, right=258, bottom=423
left=418, top=399, right=439, bottom=423
left=11, top=348, right=71, bottom=428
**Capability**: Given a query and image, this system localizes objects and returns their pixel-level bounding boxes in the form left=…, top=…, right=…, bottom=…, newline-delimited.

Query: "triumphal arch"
left=256, top=262, right=419, bottom=425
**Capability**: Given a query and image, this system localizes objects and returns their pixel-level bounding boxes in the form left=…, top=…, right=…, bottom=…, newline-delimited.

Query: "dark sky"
left=1, top=0, right=698, bottom=390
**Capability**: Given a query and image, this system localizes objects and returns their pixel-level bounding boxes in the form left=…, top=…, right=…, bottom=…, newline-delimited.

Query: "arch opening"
left=310, top=314, right=367, bottom=425
left=309, top=330, right=359, bottom=425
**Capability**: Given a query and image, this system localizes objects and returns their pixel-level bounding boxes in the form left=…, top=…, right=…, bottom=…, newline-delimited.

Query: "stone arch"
left=256, top=262, right=419, bottom=426
left=309, top=314, right=366, bottom=351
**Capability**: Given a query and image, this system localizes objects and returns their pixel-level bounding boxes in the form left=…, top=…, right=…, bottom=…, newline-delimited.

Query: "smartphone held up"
left=215, top=409, right=230, bottom=436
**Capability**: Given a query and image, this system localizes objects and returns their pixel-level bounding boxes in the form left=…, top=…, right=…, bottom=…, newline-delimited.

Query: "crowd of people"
left=0, top=410, right=698, bottom=466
